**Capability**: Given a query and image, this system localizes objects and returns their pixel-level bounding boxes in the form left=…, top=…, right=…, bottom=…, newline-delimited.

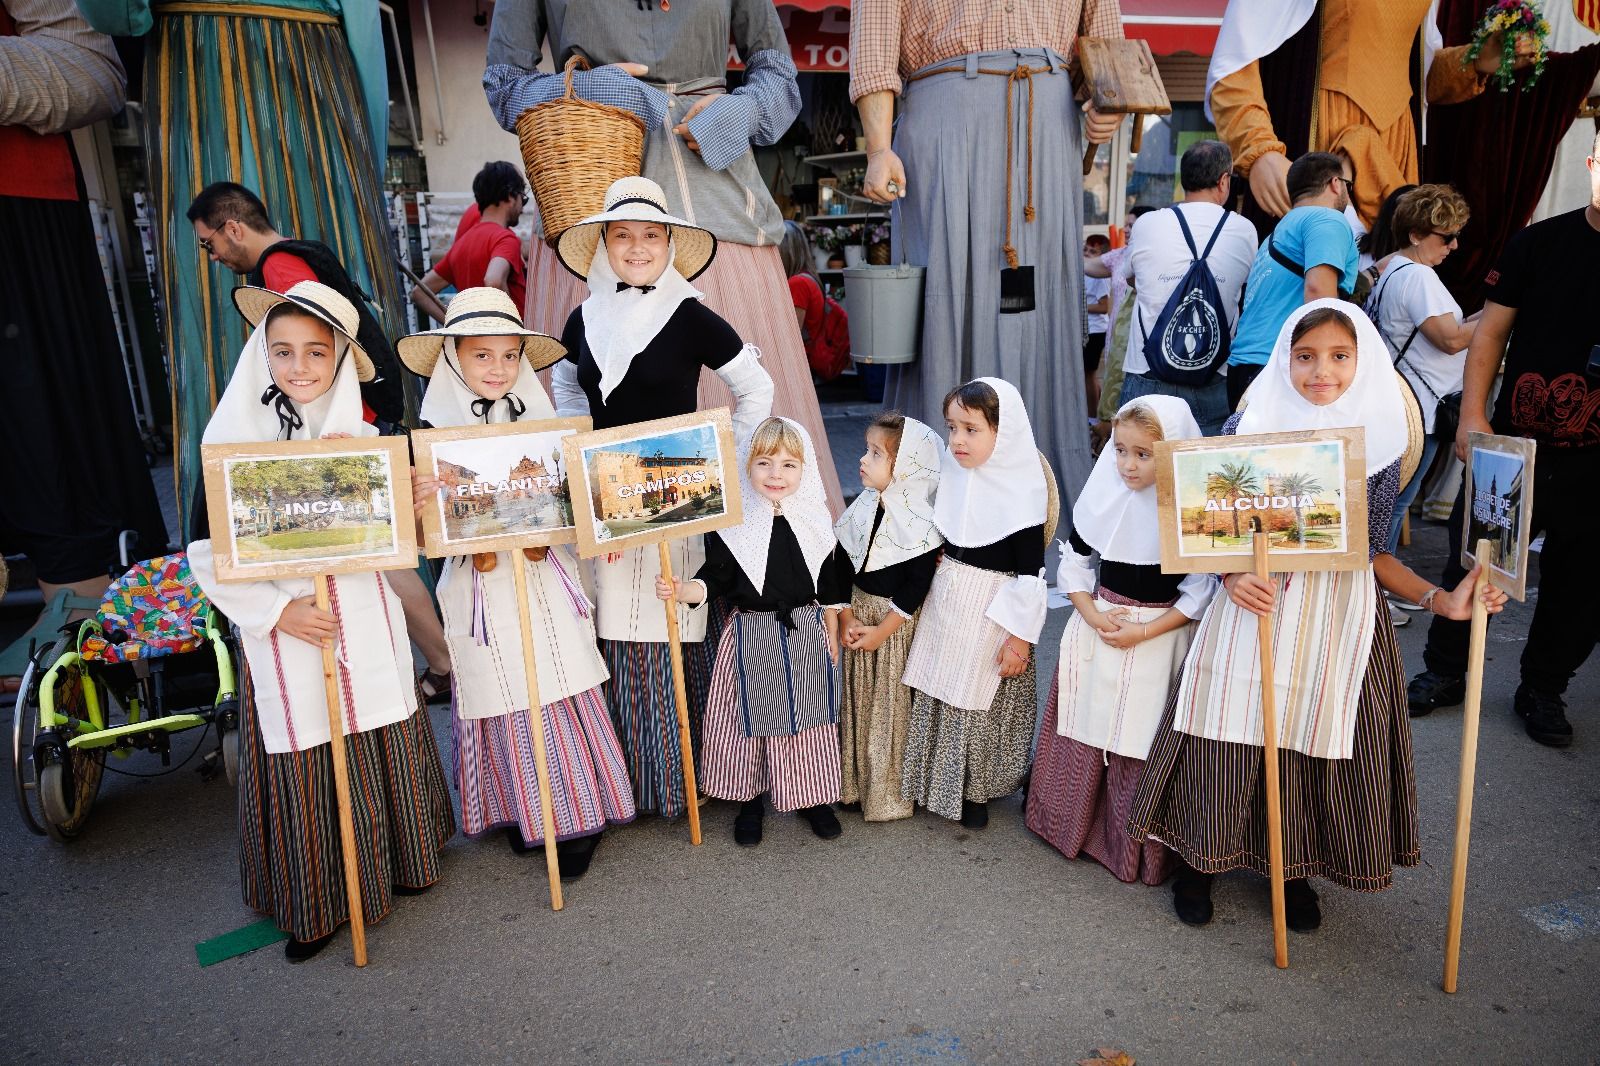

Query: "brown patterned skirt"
left=838, top=591, right=918, bottom=822
left=901, top=663, right=1037, bottom=822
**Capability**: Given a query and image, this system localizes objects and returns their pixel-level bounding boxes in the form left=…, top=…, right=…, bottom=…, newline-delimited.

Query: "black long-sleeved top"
left=1066, top=530, right=1184, bottom=604
left=943, top=524, right=1045, bottom=577
left=850, top=505, right=941, bottom=615
left=696, top=517, right=852, bottom=619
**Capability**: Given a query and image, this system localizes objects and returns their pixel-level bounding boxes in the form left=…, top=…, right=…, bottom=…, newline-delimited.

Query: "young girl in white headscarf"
left=1025, top=397, right=1214, bottom=885
left=901, top=378, right=1050, bottom=830
left=550, top=177, right=774, bottom=823
left=404, top=288, right=634, bottom=880
left=834, top=413, right=943, bottom=822
left=188, top=282, right=454, bottom=963
left=1129, top=300, right=1507, bottom=932
left=655, top=417, right=850, bottom=847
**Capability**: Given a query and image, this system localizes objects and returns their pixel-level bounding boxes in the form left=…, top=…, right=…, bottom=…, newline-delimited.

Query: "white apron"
left=900, top=556, right=1011, bottom=712
left=591, top=538, right=708, bottom=644
left=1056, top=597, right=1194, bottom=761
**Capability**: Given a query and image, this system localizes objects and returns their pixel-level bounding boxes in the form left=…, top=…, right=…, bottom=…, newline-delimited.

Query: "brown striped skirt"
left=1126, top=592, right=1419, bottom=891
left=838, top=591, right=918, bottom=822
left=238, top=684, right=455, bottom=941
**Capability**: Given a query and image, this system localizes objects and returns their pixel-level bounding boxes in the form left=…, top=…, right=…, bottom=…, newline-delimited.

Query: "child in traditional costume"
left=835, top=414, right=943, bottom=822
left=655, top=417, right=848, bottom=846
left=403, top=288, right=634, bottom=879
left=188, top=282, right=454, bottom=962
left=1128, top=300, right=1506, bottom=930
left=901, top=379, right=1049, bottom=830
left=550, top=177, right=774, bottom=821
left=1025, top=397, right=1213, bottom=884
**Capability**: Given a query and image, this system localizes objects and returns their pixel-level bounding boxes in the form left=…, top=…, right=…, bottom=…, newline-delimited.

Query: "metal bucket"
left=842, top=265, right=924, bottom=365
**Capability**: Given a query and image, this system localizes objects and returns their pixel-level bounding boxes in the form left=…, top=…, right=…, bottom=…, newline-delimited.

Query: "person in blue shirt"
left=1226, top=152, right=1360, bottom=409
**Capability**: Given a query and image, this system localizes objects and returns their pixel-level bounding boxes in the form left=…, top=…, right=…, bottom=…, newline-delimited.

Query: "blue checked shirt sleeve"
left=483, top=62, right=670, bottom=135
left=684, top=47, right=800, bottom=172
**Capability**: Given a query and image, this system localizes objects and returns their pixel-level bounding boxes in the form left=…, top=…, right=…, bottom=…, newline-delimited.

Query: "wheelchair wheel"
left=10, top=636, right=57, bottom=836
left=30, top=642, right=106, bottom=842
left=220, top=727, right=240, bottom=787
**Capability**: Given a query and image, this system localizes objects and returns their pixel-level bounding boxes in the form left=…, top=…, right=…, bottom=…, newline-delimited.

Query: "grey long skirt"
left=890, top=47, right=1092, bottom=499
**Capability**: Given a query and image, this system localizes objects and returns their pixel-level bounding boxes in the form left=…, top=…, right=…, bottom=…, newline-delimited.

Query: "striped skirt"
left=1025, top=674, right=1173, bottom=885
left=602, top=638, right=713, bottom=818
left=238, top=685, right=455, bottom=942
left=453, top=685, right=636, bottom=846
left=838, top=591, right=917, bottom=822
left=1127, top=596, right=1420, bottom=891
left=700, top=615, right=841, bottom=812
left=901, top=665, right=1038, bottom=822
left=524, top=239, right=843, bottom=512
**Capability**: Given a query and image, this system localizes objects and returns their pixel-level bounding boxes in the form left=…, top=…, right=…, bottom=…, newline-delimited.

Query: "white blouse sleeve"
left=713, top=343, right=774, bottom=444
left=187, top=539, right=294, bottom=640
left=1054, top=539, right=1097, bottom=596
left=1174, top=571, right=1219, bottom=620
left=549, top=360, right=590, bottom=418
left=986, top=570, right=1049, bottom=644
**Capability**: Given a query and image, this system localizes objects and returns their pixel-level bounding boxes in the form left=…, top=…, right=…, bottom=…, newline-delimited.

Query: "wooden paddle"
left=1443, top=539, right=1492, bottom=993
left=658, top=542, right=703, bottom=846
left=509, top=551, right=566, bottom=910
left=1251, top=522, right=1290, bottom=969
left=313, top=574, right=368, bottom=967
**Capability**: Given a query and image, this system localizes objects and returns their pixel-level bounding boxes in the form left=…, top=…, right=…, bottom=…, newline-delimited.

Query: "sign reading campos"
left=1155, top=428, right=1370, bottom=575
left=1462, top=432, right=1537, bottom=601
left=563, top=408, right=743, bottom=559
left=411, top=417, right=591, bottom=557
left=201, top=436, right=417, bottom=582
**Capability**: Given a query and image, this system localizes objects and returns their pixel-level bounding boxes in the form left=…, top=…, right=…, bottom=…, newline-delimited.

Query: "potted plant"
left=808, top=224, right=842, bottom=272
left=843, top=224, right=867, bottom=269
left=866, top=222, right=892, bottom=265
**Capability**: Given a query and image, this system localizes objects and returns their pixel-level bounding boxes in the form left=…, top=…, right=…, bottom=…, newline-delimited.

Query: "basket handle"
left=562, top=54, right=590, bottom=100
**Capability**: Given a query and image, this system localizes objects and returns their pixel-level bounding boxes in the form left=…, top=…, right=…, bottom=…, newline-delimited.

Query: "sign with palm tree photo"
left=1155, top=428, right=1369, bottom=574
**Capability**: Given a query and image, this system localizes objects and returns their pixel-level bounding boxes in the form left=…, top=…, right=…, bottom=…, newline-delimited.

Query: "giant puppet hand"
left=1249, top=150, right=1294, bottom=218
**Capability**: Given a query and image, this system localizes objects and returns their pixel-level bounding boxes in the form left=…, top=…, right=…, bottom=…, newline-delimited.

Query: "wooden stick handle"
left=314, top=575, right=367, bottom=967
left=1082, top=138, right=1097, bottom=177
left=1443, top=539, right=1492, bottom=993
left=510, top=553, right=565, bottom=911
left=1252, top=531, right=1289, bottom=970
left=659, top=542, right=703, bottom=846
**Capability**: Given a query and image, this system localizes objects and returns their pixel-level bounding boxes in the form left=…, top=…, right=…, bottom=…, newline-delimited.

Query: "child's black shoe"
left=556, top=832, right=601, bottom=880
left=284, top=931, right=336, bottom=963
left=1172, top=867, right=1214, bottom=927
left=959, top=800, right=988, bottom=829
left=1284, top=878, right=1321, bottom=932
left=734, top=797, right=764, bottom=847
left=799, top=804, right=842, bottom=839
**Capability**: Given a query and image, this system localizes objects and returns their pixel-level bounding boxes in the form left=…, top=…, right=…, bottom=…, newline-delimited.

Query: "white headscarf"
left=1071, top=396, right=1202, bottom=565
left=579, top=237, right=703, bottom=403
left=834, top=416, right=943, bottom=572
left=932, top=377, right=1046, bottom=548
left=718, top=417, right=836, bottom=594
left=418, top=337, right=556, bottom=428
left=1237, top=298, right=1410, bottom=477
left=202, top=319, right=372, bottom=445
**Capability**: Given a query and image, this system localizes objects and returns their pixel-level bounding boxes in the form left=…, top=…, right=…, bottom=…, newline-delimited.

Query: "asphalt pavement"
left=2, top=401, right=1596, bottom=1065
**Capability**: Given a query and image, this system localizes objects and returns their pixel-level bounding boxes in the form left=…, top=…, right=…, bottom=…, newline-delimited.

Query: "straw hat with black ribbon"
left=397, top=287, right=566, bottom=378
left=554, top=176, right=717, bottom=282
left=232, top=281, right=375, bottom=382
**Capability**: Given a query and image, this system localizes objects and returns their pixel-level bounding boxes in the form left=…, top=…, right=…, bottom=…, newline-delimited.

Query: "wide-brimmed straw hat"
left=233, top=281, right=374, bottom=382
left=555, top=176, right=717, bottom=282
left=396, top=287, right=566, bottom=377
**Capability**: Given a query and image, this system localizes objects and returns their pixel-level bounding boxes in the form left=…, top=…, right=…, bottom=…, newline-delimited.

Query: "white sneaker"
left=1388, top=602, right=1410, bottom=628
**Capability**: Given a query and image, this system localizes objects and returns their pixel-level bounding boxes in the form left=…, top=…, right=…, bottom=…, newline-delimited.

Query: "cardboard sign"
left=201, top=437, right=416, bottom=582
left=1155, top=428, right=1369, bottom=574
left=563, top=409, right=743, bottom=559
left=1462, top=432, right=1537, bottom=601
left=411, top=417, right=591, bottom=557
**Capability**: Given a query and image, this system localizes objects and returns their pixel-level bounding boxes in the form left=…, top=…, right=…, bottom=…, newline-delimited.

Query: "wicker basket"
left=515, top=55, right=647, bottom=244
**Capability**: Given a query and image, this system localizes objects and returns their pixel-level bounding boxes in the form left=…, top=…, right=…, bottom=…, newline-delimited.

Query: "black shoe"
left=960, top=800, right=989, bottom=829
left=556, top=832, right=601, bottom=880
left=1284, top=878, right=1321, bottom=933
left=284, top=931, right=336, bottom=962
left=392, top=882, right=433, bottom=897
left=799, top=804, right=842, bottom=840
left=1172, top=868, right=1214, bottom=927
left=1407, top=670, right=1465, bottom=717
left=418, top=668, right=452, bottom=706
left=506, top=826, right=539, bottom=855
left=733, top=797, right=764, bottom=847
left=1516, top=685, right=1573, bottom=748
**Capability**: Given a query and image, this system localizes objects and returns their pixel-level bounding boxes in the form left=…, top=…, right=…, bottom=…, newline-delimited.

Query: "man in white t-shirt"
left=1118, top=140, right=1259, bottom=433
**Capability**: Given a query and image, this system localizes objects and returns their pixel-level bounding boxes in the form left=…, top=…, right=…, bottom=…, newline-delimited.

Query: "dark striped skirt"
left=901, top=662, right=1038, bottom=822
left=238, top=686, right=455, bottom=942
left=1025, top=674, right=1173, bottom=885
left=838, top=591, right=917, bottom=822
left=601, top=638, right=713, bottom=819
left=1127, top=596, right=1420, bottom=891
left=453, top=685, right=636, bottom=846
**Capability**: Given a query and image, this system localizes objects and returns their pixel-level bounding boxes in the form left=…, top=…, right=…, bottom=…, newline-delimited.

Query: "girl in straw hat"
left=1025, top=396, right=1215, bottom=885
left=655, top=417, right=851, bottom=847
left=405, top=288, right=634, bottom=878
left=833, top=414, right=944, bottom=823
left=188, top=282, right=454, bottom=963
left=1128, top=301, right=1507, bottom=931
left=550, top=177, right=775, bottom=822
left=900, top=379, right=1050, bottom=831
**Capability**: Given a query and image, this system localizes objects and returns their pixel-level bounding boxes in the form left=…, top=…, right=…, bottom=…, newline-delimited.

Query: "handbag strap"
left=1368, top=261, right=1435, bottom=404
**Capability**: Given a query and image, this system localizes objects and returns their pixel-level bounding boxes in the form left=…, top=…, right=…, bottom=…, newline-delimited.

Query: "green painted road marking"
left=195, top=918, right=288, bottom=967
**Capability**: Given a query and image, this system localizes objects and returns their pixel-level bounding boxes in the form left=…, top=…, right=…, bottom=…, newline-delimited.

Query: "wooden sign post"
left=1443, top=433, right=1536, bottom=992
left=508, top=551, right=565, bottom=911
left=1251, top=521, right=1290, bottom=969
left=563, top=409, right=744, bottom=845
left=314, top=575, right=369, bottom=967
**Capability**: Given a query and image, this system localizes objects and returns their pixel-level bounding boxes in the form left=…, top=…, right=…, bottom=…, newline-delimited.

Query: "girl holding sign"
left=1026, top=397, right=1215, bottom=884
left=189, top=282, right=455, bottom=962
left=655, top=417, right=849, bottom=847
left=551, top=178, right=774, bottom=822
left=1128, top=300, right=1506, bottom=932
left=901, top=379, right=1050, bottom=830
left=404, top=288, right=635, bottom=879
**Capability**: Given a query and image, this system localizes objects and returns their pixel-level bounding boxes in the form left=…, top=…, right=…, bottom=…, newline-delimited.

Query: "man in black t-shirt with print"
left=1408, top=134, right=1600, bottom=747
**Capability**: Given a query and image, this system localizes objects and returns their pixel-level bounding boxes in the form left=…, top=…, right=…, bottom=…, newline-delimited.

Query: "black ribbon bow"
left=260, top=384, right=304, bottom=438
left=471, top=394, right=527, bottom=423
left=616, top=282, right=656, bottom=294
